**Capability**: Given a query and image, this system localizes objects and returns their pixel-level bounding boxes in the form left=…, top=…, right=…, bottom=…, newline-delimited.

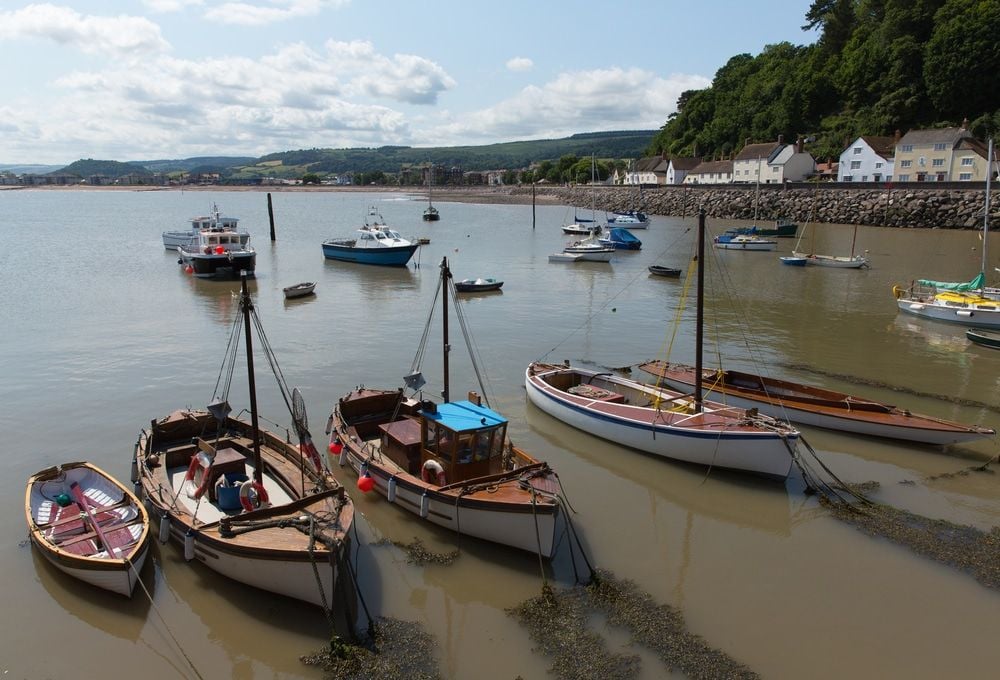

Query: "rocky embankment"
left=508, top=184, right=992, bottom=229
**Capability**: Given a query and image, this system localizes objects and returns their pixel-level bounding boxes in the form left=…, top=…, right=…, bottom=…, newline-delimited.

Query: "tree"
left=924, top=0, right=1000, bottom=121
left=301, top=173, right=321, bottom=185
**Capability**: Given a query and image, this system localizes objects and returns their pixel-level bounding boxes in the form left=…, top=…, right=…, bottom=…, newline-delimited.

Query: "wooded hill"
left=651, top=0, right=1000, bottom=162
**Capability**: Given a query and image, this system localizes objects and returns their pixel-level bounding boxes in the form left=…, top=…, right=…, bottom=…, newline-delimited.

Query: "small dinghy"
left=283, top=282, right=316, bottom=299
left=26, top=461, right=150, bottom=597
left=455, top=277, right=503, bottom=293
left=648, top=265, right=681, bottom=277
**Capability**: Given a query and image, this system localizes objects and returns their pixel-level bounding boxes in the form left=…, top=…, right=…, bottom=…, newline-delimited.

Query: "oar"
left=69, top=482, right=121, bottom=559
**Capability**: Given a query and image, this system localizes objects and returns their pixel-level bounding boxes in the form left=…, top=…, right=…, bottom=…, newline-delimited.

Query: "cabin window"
left=424, top=421, right=453, bottom=463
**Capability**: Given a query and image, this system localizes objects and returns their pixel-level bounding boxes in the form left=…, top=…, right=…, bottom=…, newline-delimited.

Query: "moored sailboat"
left=134, top=273, right=354, bottom=609
left=893, top=138, right=1000, bottom=326
left=326, top=257, right=563, bottom=557
left=525, top=208, right=801, bottom=479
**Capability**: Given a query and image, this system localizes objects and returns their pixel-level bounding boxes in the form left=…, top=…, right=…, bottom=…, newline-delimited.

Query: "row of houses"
left=618, top=124, right=997, bottom=186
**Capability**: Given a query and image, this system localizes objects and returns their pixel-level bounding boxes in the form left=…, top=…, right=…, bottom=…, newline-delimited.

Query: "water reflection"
left=31, top=545, right=153, bottom=642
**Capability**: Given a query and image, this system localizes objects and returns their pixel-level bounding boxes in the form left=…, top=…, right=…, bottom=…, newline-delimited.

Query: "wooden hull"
left=329, top=389, right=560, bottom=557
left=639, top=361, right=995, bottom=445
left=525, top=363, right=798, bottom=479
left=648, top=265, right=681, bottom=277
left=26, top=462, right=150, bottom=597
left=136, top=410, right=354, bottom=608
left=967, top=328, right=1000, bottom=349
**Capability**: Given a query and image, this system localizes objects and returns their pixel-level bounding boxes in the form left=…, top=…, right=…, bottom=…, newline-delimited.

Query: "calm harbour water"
left=1, top=188, right=998, bottom=679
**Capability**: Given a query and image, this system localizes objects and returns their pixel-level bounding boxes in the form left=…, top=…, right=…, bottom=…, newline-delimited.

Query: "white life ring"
left=239, top=480, right=270, bottom=511
left=184, top=456, right=212, bottom=499
left=421, top=459, right=446, bottom=486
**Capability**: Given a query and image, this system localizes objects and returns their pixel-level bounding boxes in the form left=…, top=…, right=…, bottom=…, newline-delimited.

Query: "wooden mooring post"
left=267, top=193, right=276, bottom=241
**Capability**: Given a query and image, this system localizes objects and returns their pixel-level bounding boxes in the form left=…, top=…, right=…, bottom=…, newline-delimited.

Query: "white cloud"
left=143, top=0, right=204, bottom=12
left=424, top=67, right=710, bottom=145
left=506, top=57, right=533, bottom=72
left=0, top=4, right=169, bottom=56
left=205, top=0, right=348, bottom=26
left=325, top=40, right=456, bottom=105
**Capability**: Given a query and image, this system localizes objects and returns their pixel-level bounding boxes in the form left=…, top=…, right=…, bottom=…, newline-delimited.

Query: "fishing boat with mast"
left=134, top=273, right=354, bottom=609
left=526, top=208, right=801, bottom=479
left=893, top=138, right=1000, bottom=327
left=326, top=257, right=563, bottom=557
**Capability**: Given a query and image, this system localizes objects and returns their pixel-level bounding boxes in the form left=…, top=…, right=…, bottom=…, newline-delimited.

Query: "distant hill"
left=252, top=130, right=658, bottom=177
left=45, top=130, right=657, bottom=180
left=58, top=159, right=153, bottom=179
left=0, top=163, right=63, bottom=175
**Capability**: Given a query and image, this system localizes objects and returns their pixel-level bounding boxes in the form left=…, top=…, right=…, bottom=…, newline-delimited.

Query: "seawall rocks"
left=511, top=185, right=993, bottom=230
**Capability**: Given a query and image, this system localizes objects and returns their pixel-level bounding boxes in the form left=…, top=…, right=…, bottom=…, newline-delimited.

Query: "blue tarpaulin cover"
left=420, top=400, right=506, bottom=433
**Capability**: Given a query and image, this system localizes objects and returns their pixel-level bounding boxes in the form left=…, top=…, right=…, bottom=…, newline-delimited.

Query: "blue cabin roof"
left=420, top=400, right=507, bottom=433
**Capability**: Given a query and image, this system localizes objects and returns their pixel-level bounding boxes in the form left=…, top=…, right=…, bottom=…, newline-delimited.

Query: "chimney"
left=745, top=137, right=751, bottom=149
left=961, top=117, right=968, bottom=130
left=795, top=136, right=802, bottom=153
left=894, top=129, right=901, bottom=144
left=778, top=134, right=784, bottom=145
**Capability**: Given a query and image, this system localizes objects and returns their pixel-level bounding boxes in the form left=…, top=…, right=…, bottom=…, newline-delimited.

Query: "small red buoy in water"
left=357, top=474, right=374, bottom=493
left=215, top=245, right=224, bottom=254
left=185, top=265, right=193, bottom=274
left=329, top=441, right=343, bottom=454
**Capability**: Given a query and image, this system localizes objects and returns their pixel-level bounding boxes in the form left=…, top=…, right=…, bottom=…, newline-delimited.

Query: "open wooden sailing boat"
left=637, top=361, right=995, bottom=445
left=26, top=461, right=150, bottom=597
left=526, top=209, right=801, bottom=479
left=326, top=257, right=562, bottom=557
left=791, top=215, right=869, bottom=268
left=893, top=138, right=1000, bottom=327
left=134, top=273, right=354, bottom=609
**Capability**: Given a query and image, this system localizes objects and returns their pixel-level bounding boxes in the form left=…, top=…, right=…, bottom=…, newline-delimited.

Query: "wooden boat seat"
left=567, top=384, right=625, bottom=403
left=190, top=445, right=248, bottom=501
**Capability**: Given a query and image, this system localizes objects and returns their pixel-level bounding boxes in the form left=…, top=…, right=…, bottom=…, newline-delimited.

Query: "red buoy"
left=329, top=441, right=343, bottom=454
left=185, top=265, right=193, bottom=274
left=215, top=245, right=225, bottom=255
left=357, top=474, right=374, bottom=493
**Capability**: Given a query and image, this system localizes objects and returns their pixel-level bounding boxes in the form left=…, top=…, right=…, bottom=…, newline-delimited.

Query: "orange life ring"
left=184, top=456, right=212, bottom=499
left=239, top=480, right=270, bottom=511
left=421, top=460, right=446, bottom=486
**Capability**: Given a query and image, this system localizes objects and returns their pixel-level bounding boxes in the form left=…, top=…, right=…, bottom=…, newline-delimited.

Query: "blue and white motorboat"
left=321, top=208, right=419, bottom=267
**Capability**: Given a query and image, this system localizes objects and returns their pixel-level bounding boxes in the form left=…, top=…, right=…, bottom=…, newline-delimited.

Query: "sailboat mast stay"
left=982, top=139, right=993, bottom=278
left=694, top=207, right=705, bottom=413
left=239, top=271, right=264, bottom=485
left=441, top=257, right=451, bottom=403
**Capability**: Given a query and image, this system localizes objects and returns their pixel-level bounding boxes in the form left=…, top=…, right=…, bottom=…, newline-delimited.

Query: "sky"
left=0, top=1, right=819, bottom=165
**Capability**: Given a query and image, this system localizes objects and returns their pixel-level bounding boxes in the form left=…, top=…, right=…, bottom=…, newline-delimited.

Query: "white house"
left=837, top=136, right=895, bottom=182
left=683, top=160, right=733, bottom=184
left=733, top=138, right=815, bottom=183
left=666, top=157, right=702, bottom=185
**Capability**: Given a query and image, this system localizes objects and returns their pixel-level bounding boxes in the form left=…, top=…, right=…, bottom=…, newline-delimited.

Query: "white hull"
left=792, top=252, right=869, bottom=268
left=162, top=232, right=195, bottom=250
left=34, top=540, right=149, bottom=597
left=714, top=241, right=777, bottom=251
left=897, top=298, right=1000, bottom=329
left=525, top=367, right=796, bottom=478
left=338, top=451, right=557, bottom=556
left=658, top=377, right=988, bottom=445
left=157, top=518, right=336, bottom=606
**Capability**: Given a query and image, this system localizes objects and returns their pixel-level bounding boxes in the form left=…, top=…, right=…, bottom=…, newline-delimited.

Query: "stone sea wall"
left=512, top=184, right=994, bottom=230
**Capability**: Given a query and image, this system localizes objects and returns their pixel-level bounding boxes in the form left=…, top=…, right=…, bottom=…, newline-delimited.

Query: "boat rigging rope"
left=347, top=519, right=375, bottom=639
left=130, top=559, right=207, bottom=680
left=305, top=515, right=335, bottom=633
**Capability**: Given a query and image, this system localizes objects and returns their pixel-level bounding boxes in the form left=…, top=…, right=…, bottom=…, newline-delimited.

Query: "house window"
left=853, top=147, right=862, bottom=154
left=900, top=160, right=912, bottom=168
left=843, top=175, right=853, bottom=182
left=901, top=144, right=913, bottom=152
left=899, top=174, right=910, bottom=181
left=960, top=173, right=972, bottom=180
left=850, top=161, right=861, bottom=169
left=932, top=158, right=944, bottom=167
left=933, top=143, right=946, bottom=151
left=873, top=174, right=881, bottom=182
left=875, top=162, right=883, bottom=169
left=961, top=157, right=973, bottom=166
left=936, top=173, right=946, bottom=181
left=861, top=175, right=868, bottom=181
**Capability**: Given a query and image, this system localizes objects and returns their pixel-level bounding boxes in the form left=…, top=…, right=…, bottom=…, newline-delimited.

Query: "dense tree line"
left=650, top=0, right=1000, bottom=162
